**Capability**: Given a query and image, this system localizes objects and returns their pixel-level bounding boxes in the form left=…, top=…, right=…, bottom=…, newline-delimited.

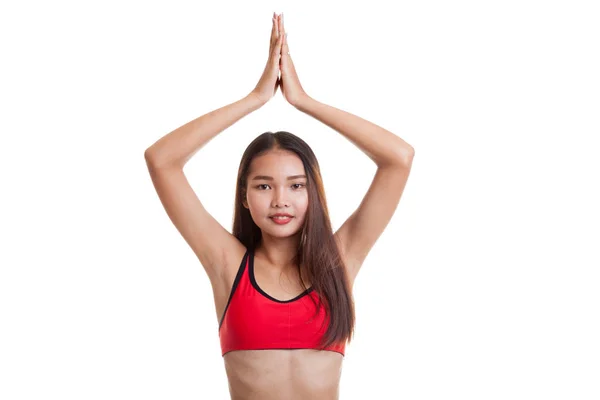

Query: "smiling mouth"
left=270, top=216, right=293, bottom=223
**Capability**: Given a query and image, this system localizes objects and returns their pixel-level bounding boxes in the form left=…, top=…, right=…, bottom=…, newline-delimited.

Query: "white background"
left=1, top=0, right=599, bottom=399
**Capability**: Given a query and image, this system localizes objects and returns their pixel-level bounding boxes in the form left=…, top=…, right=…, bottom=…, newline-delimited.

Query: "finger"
left=270, top=15, right=277, bottom=48
left=277, top=14, right=288, bottom=58
left=270, top=14, right=281, bottom=55
left=279, top=14, right=284, bottom=37
left=271, top=31, right=284, bottom=63
left=271, top=15, right=276, bottom=37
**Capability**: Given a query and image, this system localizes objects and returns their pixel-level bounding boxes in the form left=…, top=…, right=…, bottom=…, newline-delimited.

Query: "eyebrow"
left=251, top=174, right=307, bottom=181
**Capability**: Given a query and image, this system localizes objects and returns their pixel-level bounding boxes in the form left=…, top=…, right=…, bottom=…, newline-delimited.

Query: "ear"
left=242, top=191, right=249, bottom=209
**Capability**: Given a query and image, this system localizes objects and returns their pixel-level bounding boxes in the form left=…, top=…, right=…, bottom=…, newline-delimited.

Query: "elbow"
left=144, top=148, right=183, bottom=170
left=144, top=147, right=157, bottom=165
left=144, top=147, right=166, bottom=169
left=395, top=145, right=415, bottom=167
left=406, top=146, right=415, bottom=163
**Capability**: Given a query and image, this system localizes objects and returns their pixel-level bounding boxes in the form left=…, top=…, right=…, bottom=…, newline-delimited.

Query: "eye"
left=256, top=183, right=305, bottom=190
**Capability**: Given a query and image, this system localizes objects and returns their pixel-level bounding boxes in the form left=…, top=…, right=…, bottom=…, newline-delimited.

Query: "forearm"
left=294, top=95, right=414, bottom=168
left=144, top=93, right=265, bottom=169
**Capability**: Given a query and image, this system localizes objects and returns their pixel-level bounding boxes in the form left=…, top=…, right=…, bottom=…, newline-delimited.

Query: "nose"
left=271, top=186, right=290, bottom=208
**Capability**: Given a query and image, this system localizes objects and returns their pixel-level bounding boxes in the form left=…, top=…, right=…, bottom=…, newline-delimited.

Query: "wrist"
left=292, top=93, right=313, bottom=111
left=247, top=92, right=268, bottom=108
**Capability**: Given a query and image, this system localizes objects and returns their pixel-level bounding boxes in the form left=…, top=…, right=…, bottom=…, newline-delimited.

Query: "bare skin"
left=211, top=244, right=349, bottom=400
left=145, top=12, right=412, bottom=397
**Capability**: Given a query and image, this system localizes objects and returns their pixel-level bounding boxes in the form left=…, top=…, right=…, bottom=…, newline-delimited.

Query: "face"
left=243, top=149, right=309, bottom=238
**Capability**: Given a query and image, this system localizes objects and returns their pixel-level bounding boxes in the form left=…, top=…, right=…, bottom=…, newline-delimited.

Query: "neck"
left=255, top=233, right=301, bottom=272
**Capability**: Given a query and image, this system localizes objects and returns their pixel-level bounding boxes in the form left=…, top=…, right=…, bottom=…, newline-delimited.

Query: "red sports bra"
left=218, top=249, right=346, bottom=357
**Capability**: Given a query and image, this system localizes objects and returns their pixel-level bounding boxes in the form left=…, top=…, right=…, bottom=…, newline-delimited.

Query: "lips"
left=270, top=215, right=293, bottom=224
left=270, top=213, right=293, bottom=218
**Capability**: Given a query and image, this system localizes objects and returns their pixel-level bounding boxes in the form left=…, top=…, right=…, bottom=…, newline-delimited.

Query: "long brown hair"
left=232, top=131, right=355, bottom=349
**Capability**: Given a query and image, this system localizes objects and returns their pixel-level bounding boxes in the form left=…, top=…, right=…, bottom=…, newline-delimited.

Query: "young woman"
left=144, top=12, right=414, bottom=400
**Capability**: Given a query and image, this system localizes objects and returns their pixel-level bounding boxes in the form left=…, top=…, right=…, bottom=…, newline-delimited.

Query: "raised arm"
left=276, top=13, right=413, bottom=167
left=145, top=12, right=285, bottom=168
left=144, top=94, right=263, bottom=286
left=144, top=94, right=264, bottom=169
left=295, top=96, right=415, bottom=167
left=298, top=96, right=414, bottom=286
left=144, top=14, right=285, bottom=287
left=276, top=15, right=414, bottom=286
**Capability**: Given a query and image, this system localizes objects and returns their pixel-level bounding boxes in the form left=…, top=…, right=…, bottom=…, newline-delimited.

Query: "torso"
left=209, top=242, right=352, bottom=400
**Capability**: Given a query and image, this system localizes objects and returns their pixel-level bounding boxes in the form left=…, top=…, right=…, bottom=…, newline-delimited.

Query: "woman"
left=144, top=12, right=414, bottom=400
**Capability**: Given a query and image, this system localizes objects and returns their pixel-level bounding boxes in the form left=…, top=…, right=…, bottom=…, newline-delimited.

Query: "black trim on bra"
left=218, top=249, right=249, bottom=331
left=249, top=249, right=314, bottom=303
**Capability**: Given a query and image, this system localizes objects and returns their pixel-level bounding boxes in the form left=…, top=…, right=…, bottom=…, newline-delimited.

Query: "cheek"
left=295, top=196, right=309, bottom=219
left=246, top=194, right=269, bottom=214
left=299, top=196, right=309, bottom=212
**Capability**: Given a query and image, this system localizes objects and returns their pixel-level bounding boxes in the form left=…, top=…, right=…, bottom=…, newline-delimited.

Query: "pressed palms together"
left=251, top=13, right=308, bottom=107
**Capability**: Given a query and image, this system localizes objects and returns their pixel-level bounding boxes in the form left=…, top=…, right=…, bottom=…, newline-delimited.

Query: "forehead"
left=249, top=150, right=305, bottom=176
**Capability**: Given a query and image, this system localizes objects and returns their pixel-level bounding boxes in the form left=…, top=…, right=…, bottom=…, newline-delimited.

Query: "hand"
left=277, top=13, right=308, bottom=107
left=251, top=13, right=285, bottom=104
